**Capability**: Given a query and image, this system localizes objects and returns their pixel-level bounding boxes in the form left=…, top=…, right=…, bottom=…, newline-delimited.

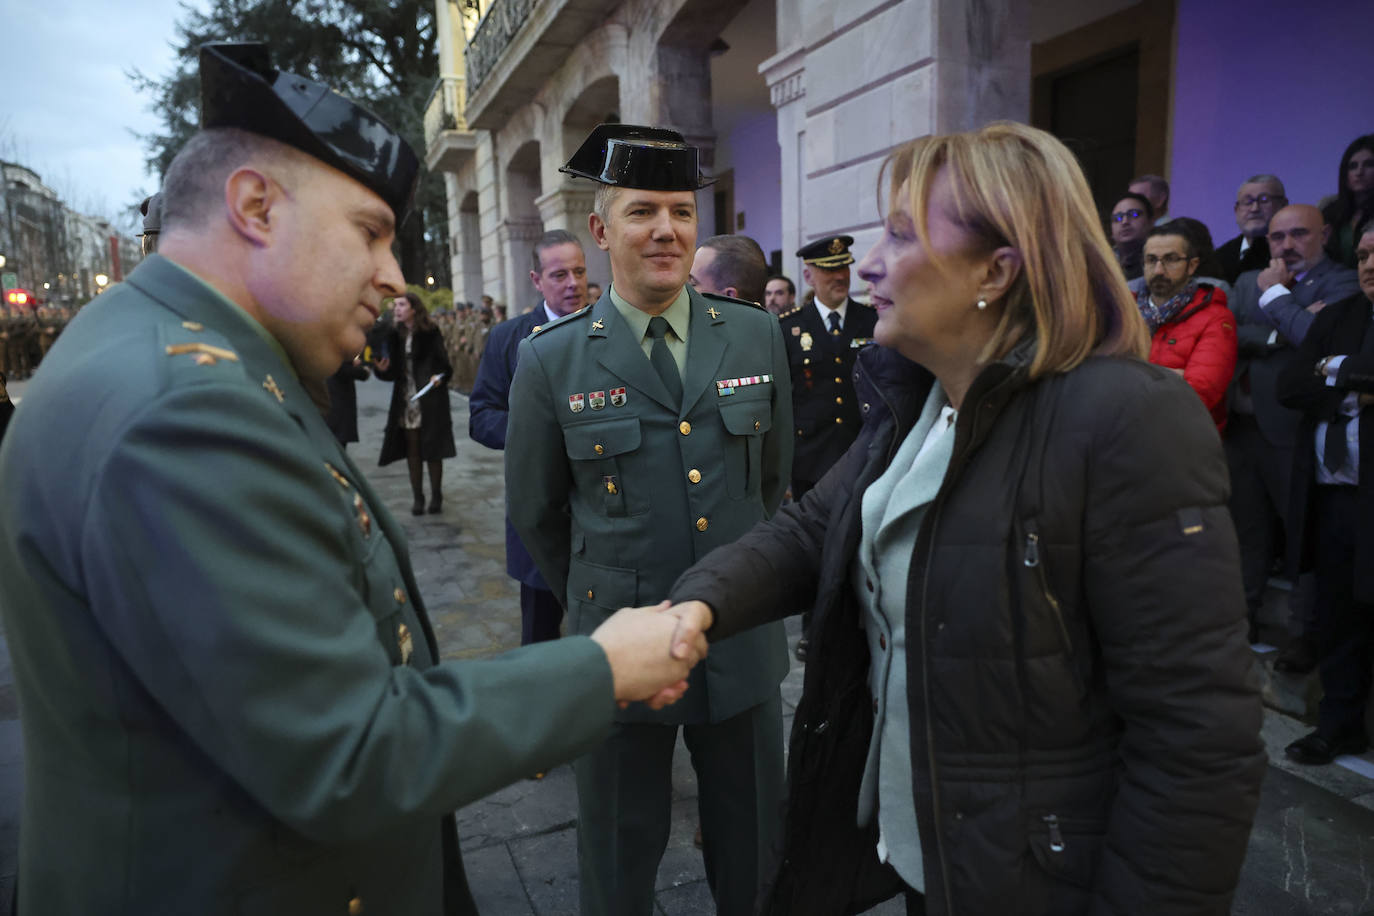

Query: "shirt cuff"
left=1325, top=355, right=1347, bottom=386
left=1258, top=284, right=1290, bottom=308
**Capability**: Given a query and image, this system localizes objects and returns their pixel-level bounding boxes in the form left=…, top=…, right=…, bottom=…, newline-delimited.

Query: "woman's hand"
left=374, top=356, right=390, bottom=372
left=429, top=373, right=444, bottom=389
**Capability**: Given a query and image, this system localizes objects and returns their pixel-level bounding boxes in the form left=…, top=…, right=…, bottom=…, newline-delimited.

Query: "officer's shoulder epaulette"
left=701, top=290, right=765, bottom=311
left=777, top=305, right=802, bottom=320
left=159, top=320, right=244, bottom=379
left=529, top=305, right=592, bottom=338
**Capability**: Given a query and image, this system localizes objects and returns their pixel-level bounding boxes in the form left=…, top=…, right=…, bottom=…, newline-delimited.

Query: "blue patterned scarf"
left=1137, top=280, right=1197, bottom=334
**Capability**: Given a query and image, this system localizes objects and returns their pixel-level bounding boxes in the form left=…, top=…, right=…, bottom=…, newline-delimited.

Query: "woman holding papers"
left=375, top=292, right=456, bottom=514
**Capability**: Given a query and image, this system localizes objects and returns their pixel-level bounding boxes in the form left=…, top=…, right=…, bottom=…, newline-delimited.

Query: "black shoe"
left=411, top=500, right=425, bottom=516
left=794, top=638, right=808, bottom=662
left=1274, top=636, right=1318, bottom=674
left=1285, top=730, right=1368, bottom=765
left=427, top=497, right=442, bottom=515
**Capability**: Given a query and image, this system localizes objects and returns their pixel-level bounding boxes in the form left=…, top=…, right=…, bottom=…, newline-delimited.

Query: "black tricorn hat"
left=797, top=235, right=856, bottom=268
left=560, top=123, right=715, bottom=191
left=199, top=42, right=420, bottom=221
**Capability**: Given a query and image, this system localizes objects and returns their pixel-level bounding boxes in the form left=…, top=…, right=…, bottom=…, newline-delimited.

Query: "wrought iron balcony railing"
left=465, top=0, right=539, bottom=96
left=424, top=75, right=468, bottom=152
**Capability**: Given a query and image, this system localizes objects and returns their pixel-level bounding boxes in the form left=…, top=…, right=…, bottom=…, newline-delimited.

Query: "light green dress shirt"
left=609, top=283, right=691, bottom=378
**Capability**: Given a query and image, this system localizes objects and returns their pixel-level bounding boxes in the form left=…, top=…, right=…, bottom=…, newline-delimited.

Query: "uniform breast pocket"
left=718, top=394, right=772, bottom=499
left=563, top=416, right=647, bottom=516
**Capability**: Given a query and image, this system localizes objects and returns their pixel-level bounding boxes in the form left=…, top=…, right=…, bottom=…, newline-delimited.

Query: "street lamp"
left=95, top=274, right=109, bottom=292
left=426, top=275, right=436, bottom=286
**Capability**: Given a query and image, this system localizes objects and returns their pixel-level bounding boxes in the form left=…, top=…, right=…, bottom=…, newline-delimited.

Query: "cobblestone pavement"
left=4, top=373, right=1374, bottom=914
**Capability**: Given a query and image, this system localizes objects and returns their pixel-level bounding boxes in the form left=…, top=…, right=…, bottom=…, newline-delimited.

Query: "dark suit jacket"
left=1216, top=234, right=1270, bottom=286
left=507, top=287, right=794, bottom=725
left=779, top=298, right=878, bottom=487
left=1278, top=292, right=1374, bottom=598
left=0, top=255, right=616, bottom=914
left=1229, top=258, right=1360, bottom=447
left=470, top=304, right=549, bottom=589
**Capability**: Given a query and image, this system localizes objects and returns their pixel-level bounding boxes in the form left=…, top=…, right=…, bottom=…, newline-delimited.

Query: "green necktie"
left=647, top=316, right=682, bottom=404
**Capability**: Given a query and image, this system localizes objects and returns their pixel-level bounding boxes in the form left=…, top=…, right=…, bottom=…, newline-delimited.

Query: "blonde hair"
left=885, top=121, right=1148, bottom=378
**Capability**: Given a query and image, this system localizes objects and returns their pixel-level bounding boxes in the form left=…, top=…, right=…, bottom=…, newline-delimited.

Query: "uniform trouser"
left=575, top=694, right=784, bottom=916
left=519, top=583, right=563, bottom=645
left=1313, top=486, right=1374, bottom=738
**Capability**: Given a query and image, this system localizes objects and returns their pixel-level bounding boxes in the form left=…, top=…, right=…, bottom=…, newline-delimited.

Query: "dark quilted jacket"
left=671, top=342, right=1264, bottom=916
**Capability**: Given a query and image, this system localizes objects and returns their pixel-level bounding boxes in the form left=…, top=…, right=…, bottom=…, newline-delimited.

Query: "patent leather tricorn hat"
left=560, top=123, right=715, bottom=191
left=199, top=42, right=421, bottom=221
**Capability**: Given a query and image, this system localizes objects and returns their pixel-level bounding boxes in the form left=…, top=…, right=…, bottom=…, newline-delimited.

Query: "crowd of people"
left=1107, top=134, right=1374, bottom=767
left=1, top=36, right=1372, bottom=916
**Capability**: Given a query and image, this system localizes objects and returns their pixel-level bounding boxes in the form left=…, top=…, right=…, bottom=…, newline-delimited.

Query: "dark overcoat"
left=375, top=324, right=457, bottom=465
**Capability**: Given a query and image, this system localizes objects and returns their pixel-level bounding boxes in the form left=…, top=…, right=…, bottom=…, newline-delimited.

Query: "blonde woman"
left=668, top=122, right=1263, bottom=915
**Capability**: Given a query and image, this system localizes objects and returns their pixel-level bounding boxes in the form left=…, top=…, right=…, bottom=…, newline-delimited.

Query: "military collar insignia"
left=262, top=373, right=285, bottom=403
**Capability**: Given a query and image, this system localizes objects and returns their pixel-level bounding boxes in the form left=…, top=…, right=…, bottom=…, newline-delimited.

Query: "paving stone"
left=463, top=844, right=536, bottom=916
left=655, top=878, right=715, bottom=915
left=456, top=765, right=578, bottom=852
left=508, top=826, right=582, bottom=916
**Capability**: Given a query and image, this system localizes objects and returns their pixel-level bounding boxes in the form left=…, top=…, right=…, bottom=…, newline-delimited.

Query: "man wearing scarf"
left=1138, top=223, right=1238, bottom=434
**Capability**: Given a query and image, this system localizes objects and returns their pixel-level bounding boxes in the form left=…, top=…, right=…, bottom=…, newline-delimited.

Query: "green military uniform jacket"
left=506, top=286, right=793, bottom=725
left=0, top=255, right=617, bottom=915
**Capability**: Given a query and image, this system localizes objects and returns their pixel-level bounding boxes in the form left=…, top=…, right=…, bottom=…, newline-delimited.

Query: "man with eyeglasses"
left=1110, top=192, right=1154, bottom=280
left=1218, top=175, right=1287, bottom=284
left=1137, top=223, right=1236, bottom=433
left=1228, top=204, right=1360, bottom=656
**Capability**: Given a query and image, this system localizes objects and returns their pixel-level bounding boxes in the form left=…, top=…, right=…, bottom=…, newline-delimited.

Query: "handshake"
left=589, top=600, right=715, bottom=710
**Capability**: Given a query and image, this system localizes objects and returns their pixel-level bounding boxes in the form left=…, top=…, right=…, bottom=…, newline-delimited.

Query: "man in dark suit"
left=1277, top=221, right=1374, bottom=764
left=691, top=233, right=769, bottom=305
left=507, top=124, right=794, bottom=916
left=1217, top=174, right=1287, bottom=284
left=779, top=235, right=877, bottom=658
left=471, top=229, right=589, bottom=644
left=1227, top=204, right=1360, bottom=659
left=0, top=45, right=704, bottom=915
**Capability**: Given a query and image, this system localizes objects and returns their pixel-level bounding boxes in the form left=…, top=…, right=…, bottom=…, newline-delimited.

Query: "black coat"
left=324, top=360, right=369, bottom=445
left=1278, top=291, right=1374, bottom=599
left=375, top=325, right=456, bottom=465
left=1216, top=234, right=1270, bottom=285
left=672, top=343, right=1264, bottom=915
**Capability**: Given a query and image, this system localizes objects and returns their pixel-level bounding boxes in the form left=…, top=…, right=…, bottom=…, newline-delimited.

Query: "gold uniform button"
left=753, top=420, right=760, bottom=431
left=835, top=397, right=843, bottom=405
left=835, top=417, right=844, bottom=424
left=587, top=589, right=594, bottom=599
left=349, top=897, right=364, bottom=916
left=834, top=357, right=843, bottom=364
left=696, top=517, right=709, bottom=532
left=688, top=469, right=702, bottom=484
left=679, top=421, right=692, bottom=436
left=594, top=444, right=604, bottom=454
left=393, top=588, right=406, bottom=605
left=835, top=377, right=843, bottom=384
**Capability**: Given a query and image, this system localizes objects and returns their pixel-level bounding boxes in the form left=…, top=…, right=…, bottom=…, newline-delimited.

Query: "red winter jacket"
left=1148, top=284, right=1237, bottom=433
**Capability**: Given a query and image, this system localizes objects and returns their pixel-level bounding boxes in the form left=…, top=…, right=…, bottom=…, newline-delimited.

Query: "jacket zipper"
left=1022, top=527, right=1071, bottom=652
left=919, top=499, right=956, bottom=915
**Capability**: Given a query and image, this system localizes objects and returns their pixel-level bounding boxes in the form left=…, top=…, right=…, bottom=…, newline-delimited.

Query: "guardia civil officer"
left=780, top=235, right=876, bottom=658
left=506, top=124, right=794, bottom=916
left=0, top=44, right=707, bottom=916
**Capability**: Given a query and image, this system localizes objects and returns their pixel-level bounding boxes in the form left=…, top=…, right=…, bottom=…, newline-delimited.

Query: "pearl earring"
left=976, top=298, right=988, bottom=310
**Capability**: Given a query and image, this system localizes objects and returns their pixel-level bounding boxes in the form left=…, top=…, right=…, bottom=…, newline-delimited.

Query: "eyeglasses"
left=1236, top=194, right=1282, bottom=209
left=1111, top=209, right=1144, bottom=223
left=1144, top=254, right=1190, bottom=269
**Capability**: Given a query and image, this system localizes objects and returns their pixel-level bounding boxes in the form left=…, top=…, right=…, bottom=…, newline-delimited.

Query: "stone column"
left=499, top=218, right=544, bottom=312
left=761, top=44, right=807, bottom=285
left=474, top=132, right=506, bottom=305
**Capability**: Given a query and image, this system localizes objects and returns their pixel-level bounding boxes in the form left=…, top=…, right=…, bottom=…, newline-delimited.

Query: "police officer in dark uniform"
left=779, top=235, right=876, bottom=658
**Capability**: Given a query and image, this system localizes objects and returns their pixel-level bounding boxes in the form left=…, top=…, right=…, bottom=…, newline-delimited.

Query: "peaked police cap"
left=199, top=42, right=420, bottom=222
left=560, top=123, right=715, bottom=191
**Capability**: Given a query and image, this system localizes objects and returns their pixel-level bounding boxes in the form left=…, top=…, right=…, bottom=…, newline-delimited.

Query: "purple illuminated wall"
left=1168, top=0, right=1370, bottom=246
left=725, top=112, right=783, bottom=260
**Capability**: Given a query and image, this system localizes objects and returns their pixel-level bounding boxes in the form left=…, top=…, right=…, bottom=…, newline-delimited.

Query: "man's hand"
left=661, top=600, right=714, bottom=654
left=590, top=601, right=709, bottom=710
left=374, top=356, right=391, bottom=372
left=1257, top=258, right=1294, bottom=293
left=1306, top=299, right=1327, bottom=315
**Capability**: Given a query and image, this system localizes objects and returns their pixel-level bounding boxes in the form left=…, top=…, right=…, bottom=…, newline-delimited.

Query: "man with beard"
left=471, top=229, right=590, bottom=645
left=1278, top=221, right=1374, bottom=764
left=1229, top=204, right=1359, bottom=658
left=1137, top=223, right=1237, bottom=432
